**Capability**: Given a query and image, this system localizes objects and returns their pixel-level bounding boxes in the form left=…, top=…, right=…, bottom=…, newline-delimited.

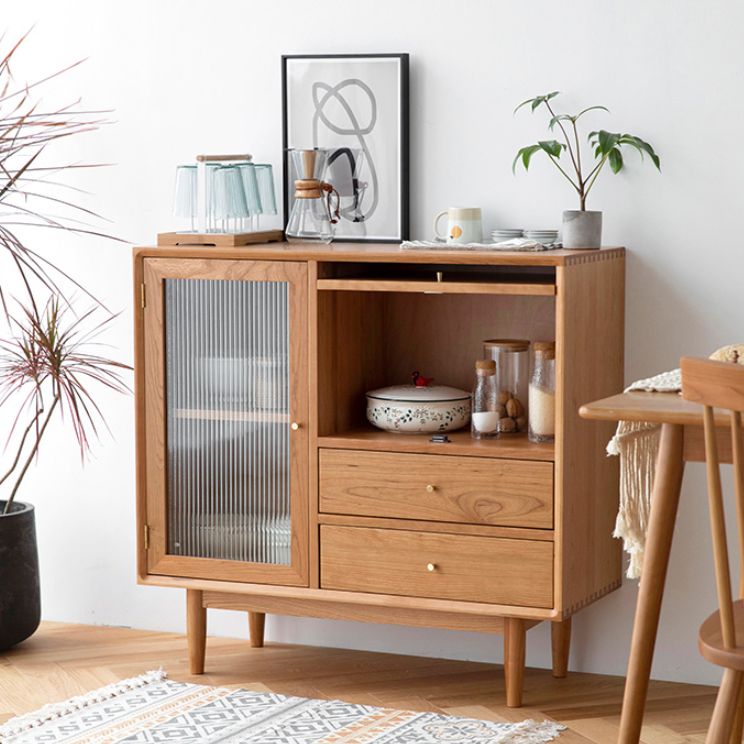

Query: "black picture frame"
left=281, top=53, right=409, bottom=243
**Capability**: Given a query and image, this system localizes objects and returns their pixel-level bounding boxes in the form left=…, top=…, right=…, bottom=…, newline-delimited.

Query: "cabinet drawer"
left=319, top=449, right=553, bottom=529
left=320, top=525, right=553, bottom=607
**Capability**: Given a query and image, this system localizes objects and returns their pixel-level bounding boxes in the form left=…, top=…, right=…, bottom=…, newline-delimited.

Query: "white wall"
left=4, top=0, right=744, bottom=685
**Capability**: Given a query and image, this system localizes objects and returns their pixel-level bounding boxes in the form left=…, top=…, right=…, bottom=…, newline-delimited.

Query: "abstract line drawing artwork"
left=282, top=54, right=409, bottom=242
left=312, top=79, right=378, bottom=225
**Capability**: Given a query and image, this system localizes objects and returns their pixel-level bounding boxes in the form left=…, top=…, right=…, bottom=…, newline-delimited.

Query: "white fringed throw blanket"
left=607, top=369, right=682, bottom=579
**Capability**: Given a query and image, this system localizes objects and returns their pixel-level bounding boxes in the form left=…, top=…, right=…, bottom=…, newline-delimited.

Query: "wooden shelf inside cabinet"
left=174, top=408, right=290, bottom=424
left=318, top=427, right=555, bottom=461
left=316, top=278, right=556, bottom=296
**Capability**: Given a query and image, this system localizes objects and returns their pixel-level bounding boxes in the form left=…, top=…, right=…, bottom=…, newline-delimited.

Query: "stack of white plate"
left=524, top=229, right=559, bottom=244
left=491, top=228, right=524, bottom=242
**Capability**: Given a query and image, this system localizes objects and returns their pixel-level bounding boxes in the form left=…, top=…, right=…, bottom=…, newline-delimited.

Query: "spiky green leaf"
left=548, top=114, right=574, bottom=130
left=597, top=130, right=620, bottom=155
left=512, top=144, right=542, bottom=173
left=618, top=134, right=661, bottom=170
left=538, top=140, right=565, bottom=158
left=514, top=91, right=561, bottom=115
left=575, top=105, right=610, bottom=121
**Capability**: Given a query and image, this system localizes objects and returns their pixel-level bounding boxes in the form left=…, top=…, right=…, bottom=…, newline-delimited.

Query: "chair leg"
left=504, top=618, right=526, bottom=708
left=551, top=617, right=572, bottom=678
left=186, top=589, right=207, bottom=675
left=248, top=611, right=266, bottom=648
left=707, top=670, right=743, bottom=743
left=729, top=681, right=744, bottom=743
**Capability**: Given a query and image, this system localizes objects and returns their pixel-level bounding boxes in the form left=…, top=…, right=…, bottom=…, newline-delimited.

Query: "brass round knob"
left=427, top=562, right=436, bottom=572
left=425, top=484, right=436, bottom=493
left=290, top=422, right=301, bottom=431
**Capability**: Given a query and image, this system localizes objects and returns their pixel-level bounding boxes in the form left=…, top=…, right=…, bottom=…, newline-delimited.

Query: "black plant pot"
left=0, top=501, right=41, bottom=650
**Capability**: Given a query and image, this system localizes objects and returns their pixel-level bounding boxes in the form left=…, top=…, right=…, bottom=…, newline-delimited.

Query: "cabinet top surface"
left=134, top=242, right=625, bottom=267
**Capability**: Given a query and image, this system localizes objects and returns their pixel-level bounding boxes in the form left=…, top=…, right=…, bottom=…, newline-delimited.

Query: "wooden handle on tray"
left=196, top=153, right=252, bottom=162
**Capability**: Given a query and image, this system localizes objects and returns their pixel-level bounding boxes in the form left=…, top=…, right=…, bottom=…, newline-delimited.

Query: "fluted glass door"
left=143, top=259, right=308, bottom=586
left=165, top=277, right=290, bottom=564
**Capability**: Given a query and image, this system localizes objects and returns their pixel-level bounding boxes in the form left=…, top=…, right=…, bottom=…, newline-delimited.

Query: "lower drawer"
left=320, top=525, right=553, bottom=608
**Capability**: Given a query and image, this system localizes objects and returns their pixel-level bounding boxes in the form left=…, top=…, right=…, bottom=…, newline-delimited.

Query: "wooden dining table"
left=579, top=390, right=737, bottom=744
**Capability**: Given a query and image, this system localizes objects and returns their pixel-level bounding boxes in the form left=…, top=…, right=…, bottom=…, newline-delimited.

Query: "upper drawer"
left=319, top=449, right=553, bottom=529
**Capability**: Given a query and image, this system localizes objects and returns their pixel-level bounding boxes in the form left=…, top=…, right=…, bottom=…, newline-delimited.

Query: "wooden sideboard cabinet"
left=133, top=242, right=625, bottom=707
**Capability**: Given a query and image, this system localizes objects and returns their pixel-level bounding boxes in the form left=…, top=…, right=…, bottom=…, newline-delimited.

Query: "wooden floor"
left=0, top=622, right=721, bottom=742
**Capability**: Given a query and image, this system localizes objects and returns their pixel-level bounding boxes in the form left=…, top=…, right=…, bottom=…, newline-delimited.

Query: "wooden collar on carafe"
left=294, top=178, right=329, bottom=199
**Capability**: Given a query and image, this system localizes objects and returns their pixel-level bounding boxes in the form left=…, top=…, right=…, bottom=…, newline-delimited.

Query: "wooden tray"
left=157, top=230, right=284, bottom=247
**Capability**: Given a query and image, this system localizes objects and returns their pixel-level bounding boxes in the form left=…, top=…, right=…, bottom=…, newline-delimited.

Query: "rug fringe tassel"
left=495, top=719, right=566, bottom=742
left=0, top=669, right=167, bottom=738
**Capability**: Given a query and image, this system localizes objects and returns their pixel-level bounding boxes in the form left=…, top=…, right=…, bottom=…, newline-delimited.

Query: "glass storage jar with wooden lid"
left=483, top=339, right=530, bottom=433
left=529, top=341, right=556, bottom=443
left=471, top=359, right=499, bottom=439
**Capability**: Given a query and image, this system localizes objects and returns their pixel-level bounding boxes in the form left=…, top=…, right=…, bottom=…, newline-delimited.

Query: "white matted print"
left=282, top=54, right=409, bottom=242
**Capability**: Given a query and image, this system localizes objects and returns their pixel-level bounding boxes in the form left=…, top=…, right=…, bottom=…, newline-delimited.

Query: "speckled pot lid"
left=366, top=384, right=470, bottom=402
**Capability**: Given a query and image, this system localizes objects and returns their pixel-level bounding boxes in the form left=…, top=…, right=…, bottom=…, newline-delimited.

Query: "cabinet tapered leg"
left=186, top=590, right=206, bottom=675
left=504, top=618, right=526, bottom=708
left=551, top=617, right=572, bottom=678
left=249, top=611, right=266, bottom=648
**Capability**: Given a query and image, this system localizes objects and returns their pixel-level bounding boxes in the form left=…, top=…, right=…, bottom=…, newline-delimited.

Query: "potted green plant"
left=0, top=34, right=129, bottom=650
left=512, top=92, right=661, bottom=249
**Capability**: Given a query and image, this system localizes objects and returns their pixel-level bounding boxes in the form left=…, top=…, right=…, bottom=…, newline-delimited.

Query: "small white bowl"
left=366, top=384, right=471, bottom=434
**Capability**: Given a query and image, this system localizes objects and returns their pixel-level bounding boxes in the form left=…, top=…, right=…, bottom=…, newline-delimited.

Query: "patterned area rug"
left=0, top=671, right=565, bottom=743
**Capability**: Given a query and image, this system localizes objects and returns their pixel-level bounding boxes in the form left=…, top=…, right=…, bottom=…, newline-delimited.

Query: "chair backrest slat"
left=681, top=356, right=744, bottom=651
left=731, top=409, right=744, bottom=598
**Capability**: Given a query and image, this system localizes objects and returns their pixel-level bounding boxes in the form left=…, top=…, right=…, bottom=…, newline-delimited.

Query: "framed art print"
left=282, top=53, right=409, bottom=243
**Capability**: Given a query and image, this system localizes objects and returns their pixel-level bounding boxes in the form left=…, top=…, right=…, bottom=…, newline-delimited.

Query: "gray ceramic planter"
left=0, top=501, right=41, bottom=650
left=561, top=210, right=602, bottom=249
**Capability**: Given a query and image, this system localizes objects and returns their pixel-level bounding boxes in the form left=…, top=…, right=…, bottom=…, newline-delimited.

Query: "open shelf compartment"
left=316, top=285, right=556, bottom=459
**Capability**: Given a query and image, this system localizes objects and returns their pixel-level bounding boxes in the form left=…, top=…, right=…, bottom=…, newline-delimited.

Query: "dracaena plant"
left=0, top=299, right=129, bottom=514
left=512, top=91, right=660, bottom=211
left=0, top=32, right=130, bottom=512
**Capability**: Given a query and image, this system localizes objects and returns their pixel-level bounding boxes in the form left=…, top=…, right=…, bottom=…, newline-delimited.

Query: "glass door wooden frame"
left=142, top=257, right=309, bottom=586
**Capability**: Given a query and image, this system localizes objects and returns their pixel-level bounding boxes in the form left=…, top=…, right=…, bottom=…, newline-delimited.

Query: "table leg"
left=618, top=423, right=685, bottom=744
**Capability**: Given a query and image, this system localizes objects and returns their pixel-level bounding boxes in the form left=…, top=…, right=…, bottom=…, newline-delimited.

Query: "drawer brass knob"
left=425, top=484, right=436, bottom=493
left=290, top=422, right=301, bottom=431
left=427, top=562, right=437, bottom=572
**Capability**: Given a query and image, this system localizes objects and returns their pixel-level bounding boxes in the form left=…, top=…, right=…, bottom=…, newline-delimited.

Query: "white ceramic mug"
left=433, top=207, right=483, bottom=244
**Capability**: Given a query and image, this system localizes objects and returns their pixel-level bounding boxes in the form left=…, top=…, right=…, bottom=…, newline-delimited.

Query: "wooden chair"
left=681, top=357, right=744, bottom=743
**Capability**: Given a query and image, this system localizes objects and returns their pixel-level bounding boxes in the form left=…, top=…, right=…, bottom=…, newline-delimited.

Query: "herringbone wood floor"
left=0, top=622, right=721, bottom=742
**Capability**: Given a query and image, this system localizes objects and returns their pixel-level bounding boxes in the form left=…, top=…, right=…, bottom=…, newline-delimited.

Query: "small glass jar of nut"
left=483, top=339, right=530, bottom=434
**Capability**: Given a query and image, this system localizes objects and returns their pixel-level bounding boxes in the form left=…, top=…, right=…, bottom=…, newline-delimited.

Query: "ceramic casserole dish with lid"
left=366, top=384, right=471, bottom=433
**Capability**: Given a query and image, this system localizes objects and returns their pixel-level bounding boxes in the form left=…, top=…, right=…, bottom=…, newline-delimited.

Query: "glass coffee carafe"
left=285, top=149, right=340, bottom=244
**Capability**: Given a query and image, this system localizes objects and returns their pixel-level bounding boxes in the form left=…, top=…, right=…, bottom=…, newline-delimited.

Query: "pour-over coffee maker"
left=285, top=149, right=340, bottom=244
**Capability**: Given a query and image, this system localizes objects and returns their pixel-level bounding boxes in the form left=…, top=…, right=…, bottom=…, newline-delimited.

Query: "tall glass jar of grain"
left=528, top=341, right=556, bottom=443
